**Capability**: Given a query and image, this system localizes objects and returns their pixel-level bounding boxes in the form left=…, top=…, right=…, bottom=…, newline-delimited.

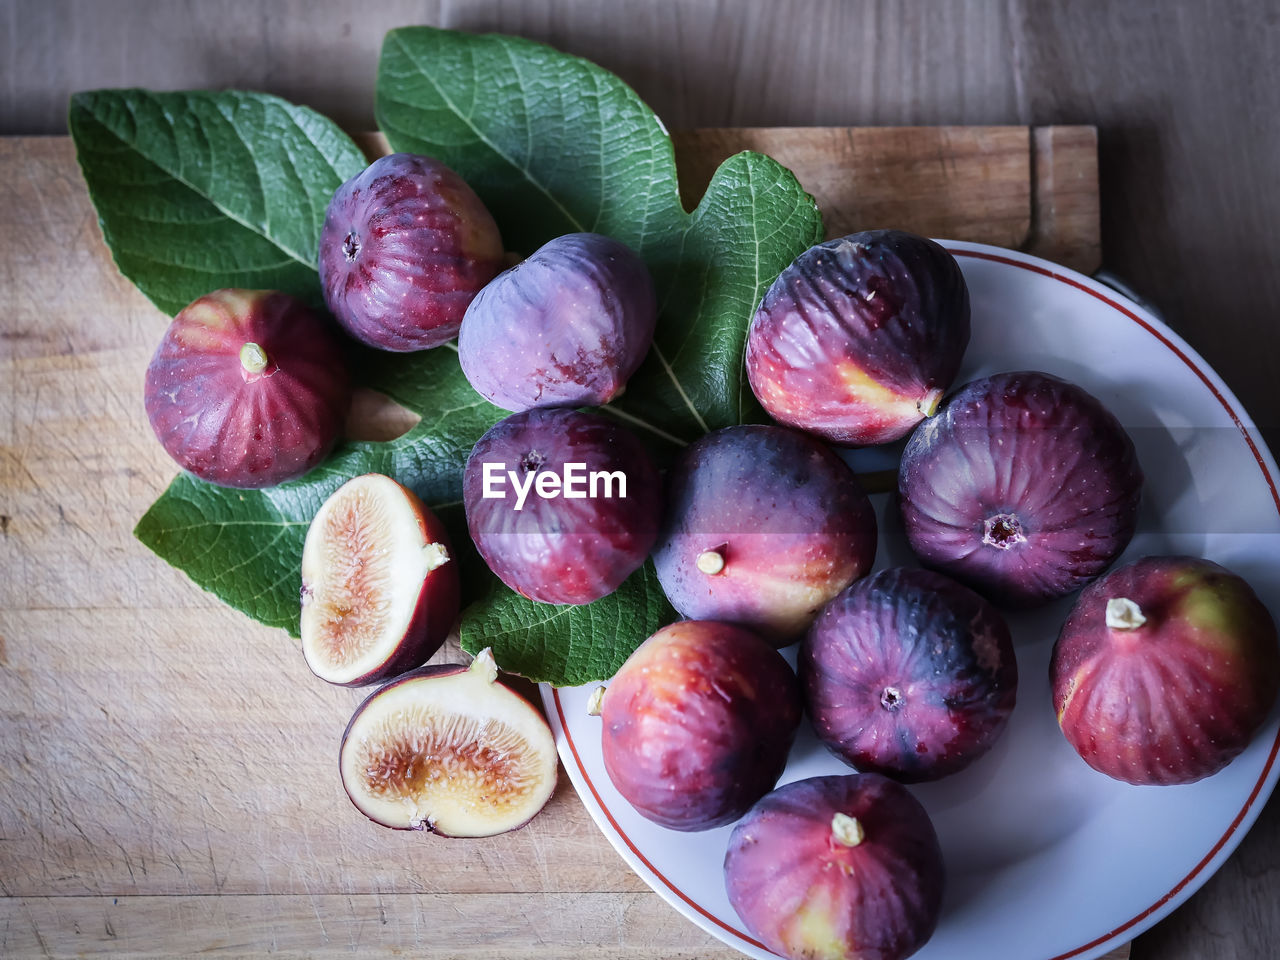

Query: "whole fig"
left=463, top=408, right=661, bottom=605
left=318, top=153, right=504, bottom=351
left=746, top=230, right=970, bottom=446
left=801, top=567, right=1017, bottom=782
left=725, top=773, right=944, bottom=960
left=144, top=288, right=351, bottom=488
left=898, top=371, right=1143, bottom=607
left=1052, top=556, right=1280, bottom=785
left=653, top=424, right=877, bottom=645
left=459, top=232, right=656, bottom=411
left=600, top=620, right=801, bottom=831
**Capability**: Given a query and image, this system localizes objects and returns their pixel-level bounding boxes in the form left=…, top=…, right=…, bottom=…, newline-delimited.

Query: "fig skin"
left=653, top=424, right=877, bottom=646
left=898, top=371, right=1143, bottom=608
left=462, top=408, right=661, bottom=605
left=1052, top=556, right=1280, bottom=785
left=600, top=621, right=802, bottom=831
left=318, top=153, right=505, bottom=351
left=746, top=229, right=970, bottom=446
left=801, top=568, right=1017, bottom=782
left=300, top=474, right=460, bottom=687
left=144, top=288, right=351, bottom=488
left=459, top=232, right=657, bottom=411
left=339, top=649, right=557, bottom=837
left=724, top=773, right=944, bottom=960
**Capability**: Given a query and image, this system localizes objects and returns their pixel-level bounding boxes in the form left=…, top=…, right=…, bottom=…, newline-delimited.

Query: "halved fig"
left=339, top=648, right=558, bottom=836
left=301, top=474, right=459, bottom=686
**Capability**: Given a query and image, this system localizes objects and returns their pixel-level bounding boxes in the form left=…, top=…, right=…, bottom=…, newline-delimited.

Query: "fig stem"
left=586, top=686, right=606, bottom=717
left=831, top=813, right=864, bottom=847
left=422, top=542, right=451, bottom=572
left=1106, top=597, right=1147, bottom=630
left=696, top=547, right=726, bottom=576
left=470, top=647, right=499, bottom=684
left=240, top=341, right=270, bottom=374
left=918, top=387, right=944, bottom=418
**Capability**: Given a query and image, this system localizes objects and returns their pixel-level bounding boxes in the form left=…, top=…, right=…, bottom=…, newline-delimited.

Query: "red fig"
left=143, top=288, right=351, bottom=488
left=1052, top=555, right=1280, bottom=784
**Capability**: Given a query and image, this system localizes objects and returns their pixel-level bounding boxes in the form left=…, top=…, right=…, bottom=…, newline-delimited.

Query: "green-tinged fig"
left=746, top=230, right=970, bottom=446
left=1052, top=555, right=1280, bottom=785
left=725, top=773, right=944, bottom=960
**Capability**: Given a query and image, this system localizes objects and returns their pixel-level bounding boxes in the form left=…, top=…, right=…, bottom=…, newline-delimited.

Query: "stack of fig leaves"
left=70, top=26, right=824, bottom=686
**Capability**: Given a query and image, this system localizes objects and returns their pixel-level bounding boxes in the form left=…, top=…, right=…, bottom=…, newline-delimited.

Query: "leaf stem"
left=599, top=403, right=689, bottom=448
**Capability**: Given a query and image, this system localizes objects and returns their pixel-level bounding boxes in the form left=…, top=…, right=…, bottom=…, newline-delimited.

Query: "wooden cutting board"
left=0, top=127, right=1125, bottom=960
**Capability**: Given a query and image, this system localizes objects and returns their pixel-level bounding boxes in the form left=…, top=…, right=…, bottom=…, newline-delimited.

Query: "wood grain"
left=358, top=126, right=1100, bottom=272
left=0, top=126, right=1097, bottom=960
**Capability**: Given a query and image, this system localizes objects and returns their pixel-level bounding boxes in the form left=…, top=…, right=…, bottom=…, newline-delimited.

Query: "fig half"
left=301, top=474, right=459, bottom=686
left=339, top=649, right=557, bottom=836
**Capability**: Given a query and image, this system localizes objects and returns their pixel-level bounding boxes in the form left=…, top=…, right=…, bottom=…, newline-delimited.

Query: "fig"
left=462, top=408, right=661, bottom=604
left=600, top=620, right=801, bottom=831
left=300, top=474, right=459, bottom=686
left=459, top=232, right=657, bottom=411
left=724, top=773, right=944, bottom=960
left=653, top=425, right=877, bottom=645
left=318, top=153, right=504, bottom=351
left=339, top=648, right=557, bottom=836
left=746, top=230, right=970, bottom=446
left=1052, top=555, right=1280, bottom=785
left=898, top=371, right=1143, bottom=608
left=144, top=289, right=351, bottom=488
left=800, top=567, right=1017, bottom=782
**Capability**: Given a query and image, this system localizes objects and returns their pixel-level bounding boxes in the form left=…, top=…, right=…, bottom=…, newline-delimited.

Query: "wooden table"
left=0, top=126, right=1148, bottom=959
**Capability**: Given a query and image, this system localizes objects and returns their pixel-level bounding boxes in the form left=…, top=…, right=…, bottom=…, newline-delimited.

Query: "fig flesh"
left=463, top=408, right=661, bottom=605
left=898, top=371, right=1143, bottom=607
left=339, top=648, right=557, bottom=836
left=144, top=288, right=351, bottom=488
left=653, top=424, right=877, bottom=645
left=1052, top=555, right=1280, bottom=785
left=724, top=773, right=944, bottom=960
left=600, top=620, right=801, bottom=831
left=301, top=474, right=459, bottom=686
left=318, top=153, right=505, bottom=351
left=459, top=232, right=657, bottom=411
left=746, top=230, right=970, bottom=445
left=800, top=568, right=1017, bottom=782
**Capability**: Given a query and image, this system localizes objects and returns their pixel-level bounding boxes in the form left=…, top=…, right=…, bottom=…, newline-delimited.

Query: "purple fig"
left=746, top=230, right=970, bottom=446
left=653, top=425, right=877, bottom=646
left=1053, top=555, right=1280, bottom=785
left=459, top=232, right=657, bottom=411
left=462, top=408, right=661, bottom=605
left=318, top=153, right=505, bottom=351
left=144, top=288, right=351, bottom=488
left=898, top=371, right=1143, bottom=607
left=600, top=620, right=802, bottom=831
left=801, top=567, right=1017, bottom=782
left=724, top=773, right=944, bottom=960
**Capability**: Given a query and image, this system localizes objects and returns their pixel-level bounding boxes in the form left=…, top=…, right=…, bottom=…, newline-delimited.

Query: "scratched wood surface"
left=0, top=128, right=1111, bottom=959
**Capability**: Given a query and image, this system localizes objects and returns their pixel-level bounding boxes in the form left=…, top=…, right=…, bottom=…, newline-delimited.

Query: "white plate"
left=540, top=241, right=1280, bottom=960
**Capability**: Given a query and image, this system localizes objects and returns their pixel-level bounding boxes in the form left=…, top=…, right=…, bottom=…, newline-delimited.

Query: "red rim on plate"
left=548, top=244, right=1280, bottom=960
